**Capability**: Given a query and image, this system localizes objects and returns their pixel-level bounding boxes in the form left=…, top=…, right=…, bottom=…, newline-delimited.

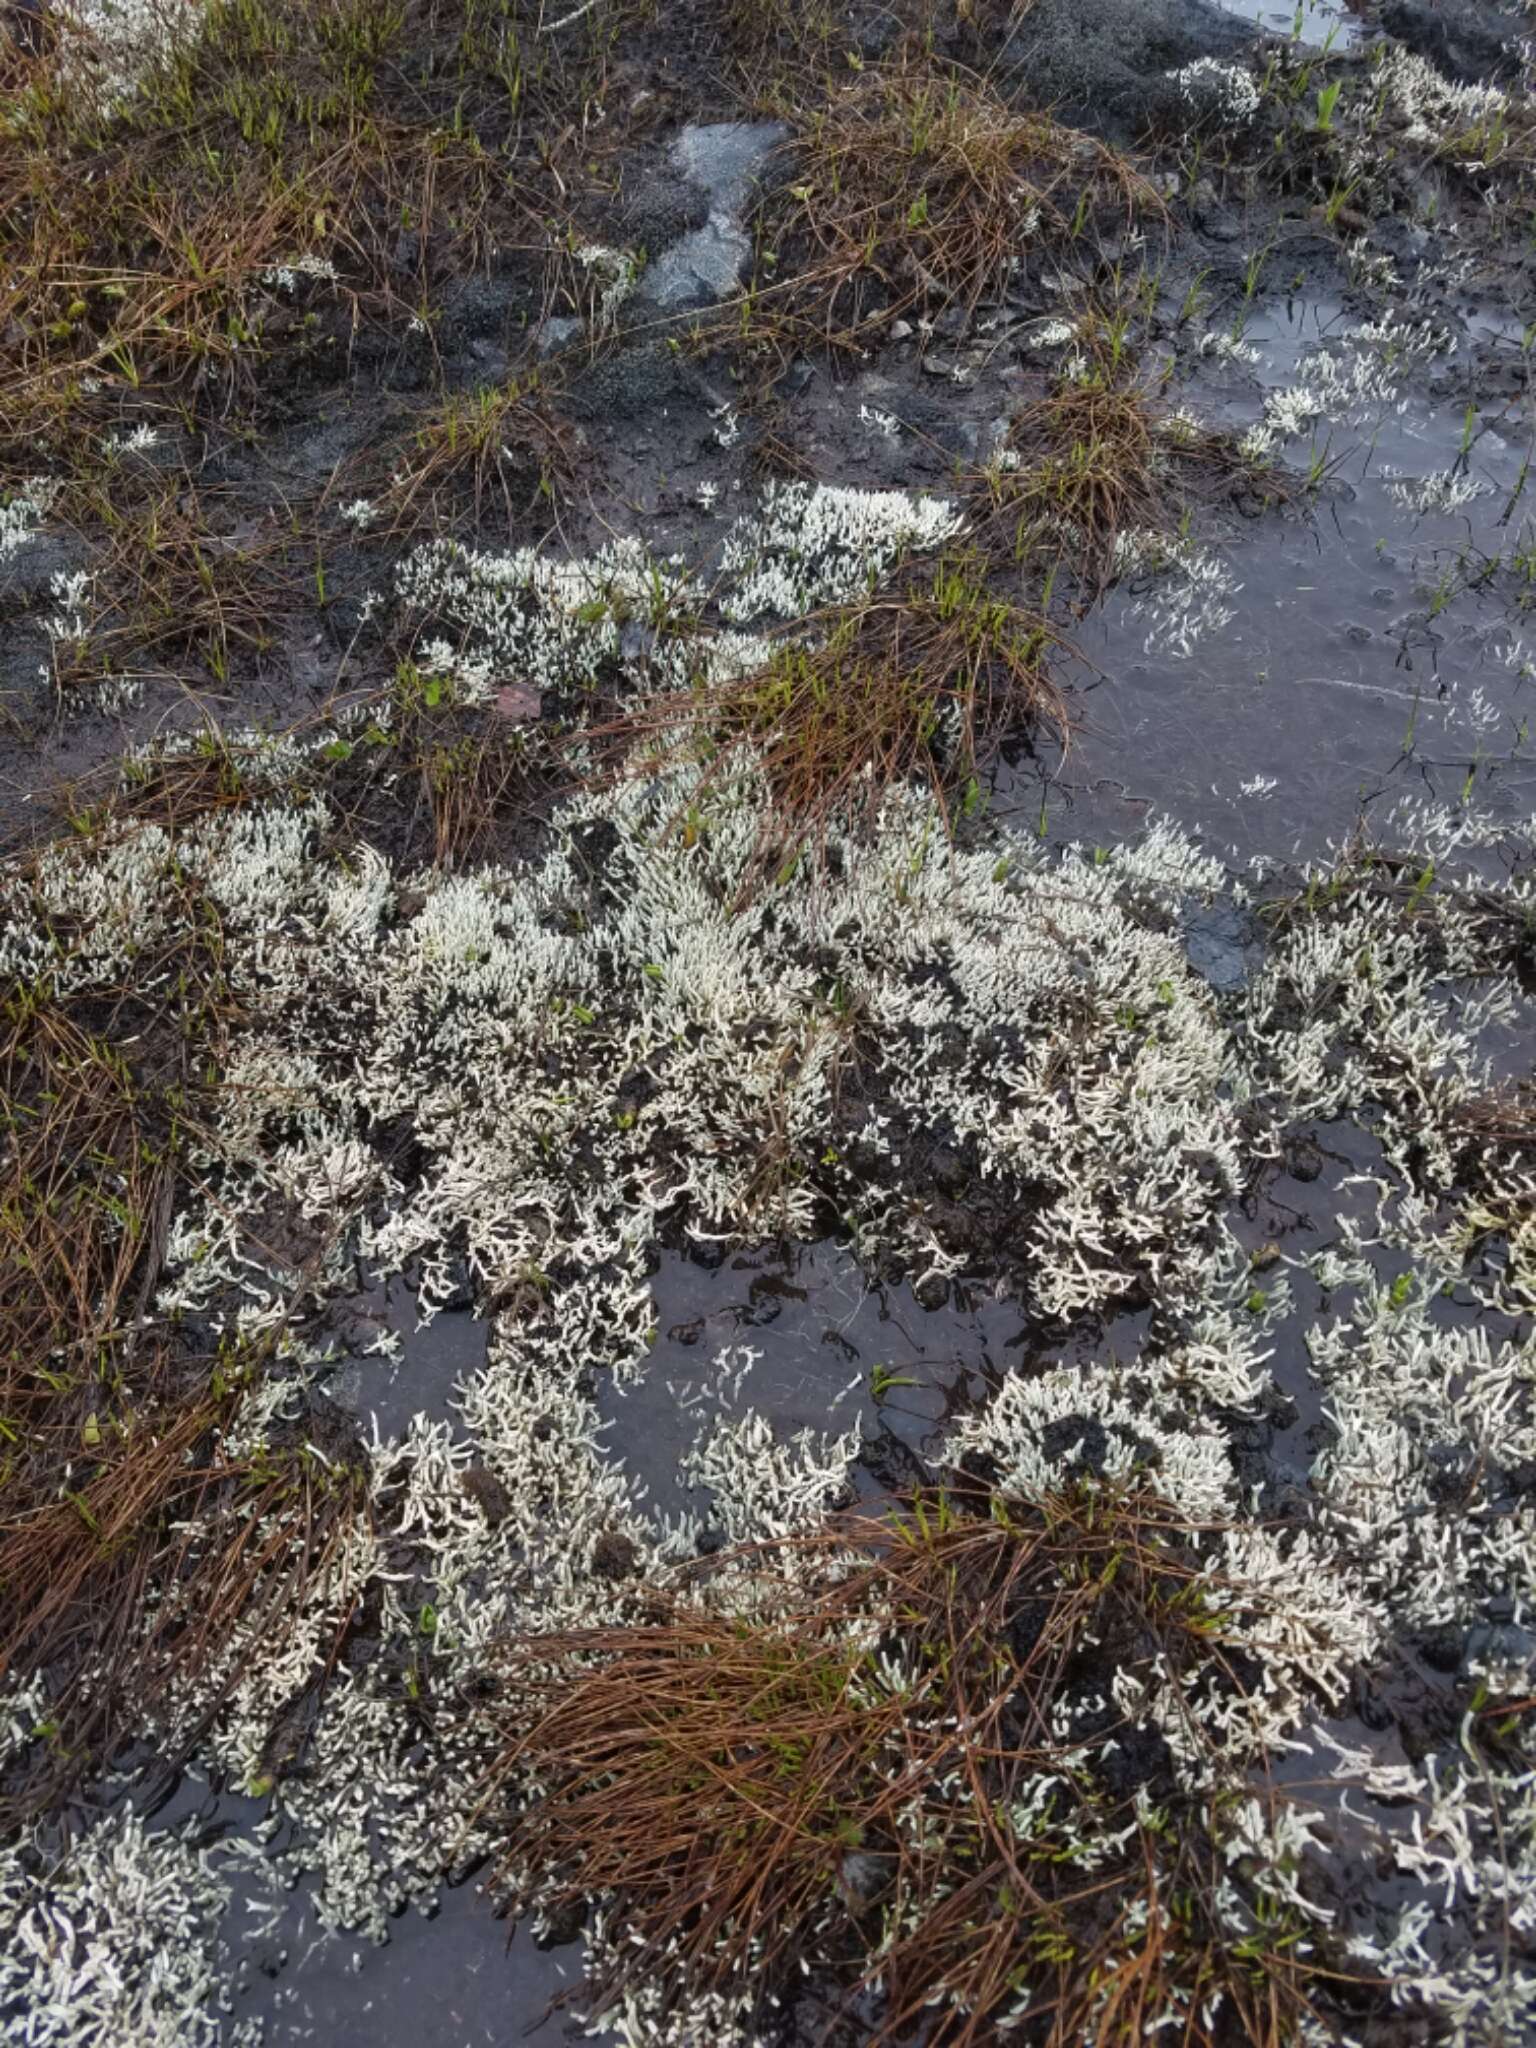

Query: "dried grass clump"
left=372, top=659, right=548, bottom=868
left=0, top=0, right=617, bottom=452
left=375, top=370, right=581, bottom=539
left=593, top=556, right=1066, bottom=875
left=1446, top=1083, right=1536, bottom=1305
left=60, top=675, right=547, bottom=874
left=1456, top=1085, right=1536, bottom=1153
left=486, top=1488, right=1325, bottom=2047
left=1259, top=833, right=1536, bottom=972
left=42, top=473, right=301, bottom=694
left=741, top=66, right=1158, bottom=354
left=0, top=963, right=363, bottom=1824
left=0, top=1002, right=168, bottom=1399
left=0, top=1364, right=366, bottom=1829
left=977, top=358, right=1281, bottom=600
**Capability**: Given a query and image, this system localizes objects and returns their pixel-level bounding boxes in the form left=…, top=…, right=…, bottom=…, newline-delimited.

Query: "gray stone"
left=1183, top=900, right=1256, bottom=991
left=1462, top=1622, right=1536, bottom=1675
left=888, top=391, right=986, bottom=460
left=671, top=121, right=788, bottom=218
left=920, top=352, right=978, bottom=385
left=641, top=217, right=753, bottom=312
left=534, top=315, right=585, bottom=357
left=632, top=122, right=789, bottom=315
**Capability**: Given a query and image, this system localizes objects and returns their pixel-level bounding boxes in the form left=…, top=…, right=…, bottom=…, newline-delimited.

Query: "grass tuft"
left=976, top=339, right=1284, bottom=602
left=379, top=368, right=581, bottom=538
left=736, top=64, right=1160, bottom=357
left=486, top=1486, right=1331, bottom=2047
left=589, top=554, right=1067, bottom=878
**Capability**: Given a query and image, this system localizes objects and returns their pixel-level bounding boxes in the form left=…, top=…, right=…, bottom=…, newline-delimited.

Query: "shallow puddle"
left=1028, top=295, right=1535, bottom=862
left=325, top=1265, right=491, bottom=1438
left=1209, top=0, right=1360, bottom=45
left=238, top=1878, right=590, bottom=2048
left=602, top=1241, right=1022, bottom=1518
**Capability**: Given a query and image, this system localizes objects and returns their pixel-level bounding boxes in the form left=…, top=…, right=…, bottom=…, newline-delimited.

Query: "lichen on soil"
left=1, top=0, right=1535, bottom=2043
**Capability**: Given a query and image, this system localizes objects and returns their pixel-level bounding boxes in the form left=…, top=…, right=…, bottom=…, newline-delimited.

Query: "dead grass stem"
left=44, top=471, right=304, bottom=693
left=486, top=1487, right=1332, bottom=2047
left=586, top=555, right=1067, bottom=880
left=376, top=369, right=582, bottom=538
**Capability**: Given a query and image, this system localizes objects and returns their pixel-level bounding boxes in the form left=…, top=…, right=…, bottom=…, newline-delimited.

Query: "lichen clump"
left=2, top=668, right=1536, bottom=2039
left=0, top=0, right=1533, bottom=2037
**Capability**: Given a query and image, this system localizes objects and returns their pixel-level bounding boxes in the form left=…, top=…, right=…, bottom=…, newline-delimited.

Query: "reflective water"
left=325, top=1264, right=490, bottom=1437
left=1020, top=297, right=1535, bottom=864
left=601, top=1240, right=1024, bottom=1518
left=245, top=1881, right=588, bottom=2048
left=1210, top=0, right=1359, bottom=45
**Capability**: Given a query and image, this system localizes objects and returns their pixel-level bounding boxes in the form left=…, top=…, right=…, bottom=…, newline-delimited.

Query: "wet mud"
left=3, top=0, right=1535, bottom=2039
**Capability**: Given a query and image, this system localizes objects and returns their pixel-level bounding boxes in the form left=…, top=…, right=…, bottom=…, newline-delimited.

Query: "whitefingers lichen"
left=4, top=516, right=1536, bottom=2044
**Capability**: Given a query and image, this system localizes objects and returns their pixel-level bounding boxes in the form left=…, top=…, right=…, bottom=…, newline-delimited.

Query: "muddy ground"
left=2, top=0, right=1535, bottom=2042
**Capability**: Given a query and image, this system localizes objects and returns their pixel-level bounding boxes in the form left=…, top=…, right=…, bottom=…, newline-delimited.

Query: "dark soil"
left=2, top=0, right=1533, bottom=2038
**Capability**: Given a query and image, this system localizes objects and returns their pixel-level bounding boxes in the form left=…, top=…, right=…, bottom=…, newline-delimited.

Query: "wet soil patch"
left=4, top=0, right=1536, bottom=2040
left=603, top=1239, right=1021, bottom=1521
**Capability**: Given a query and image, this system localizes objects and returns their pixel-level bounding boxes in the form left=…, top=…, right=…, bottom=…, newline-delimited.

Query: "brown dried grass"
left=43, top=472, right=304, bottom=694
left=0, top=928, right=364, bottom=1823
left=0, top=0, right=619, bottom=456
left=586, top=556, right=1068, bottom=881
left=485, top=1488, right=1331, bottom=2047
left=976, top=361, right=1283, bottom=601
left=738, top=64, right=1160, bottom=355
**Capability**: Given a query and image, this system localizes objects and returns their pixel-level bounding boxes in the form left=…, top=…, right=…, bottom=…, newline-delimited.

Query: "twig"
left=541, top=0, right=604, bottom=30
